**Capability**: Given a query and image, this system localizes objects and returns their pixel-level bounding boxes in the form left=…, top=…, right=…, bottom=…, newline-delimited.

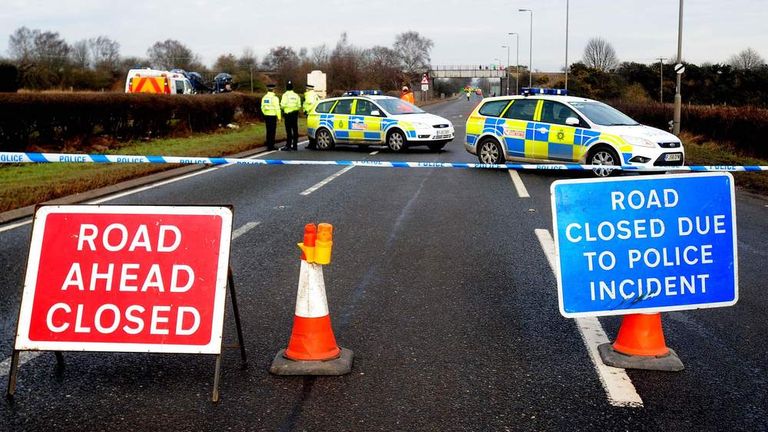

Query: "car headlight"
left=621, top=135, right=657, bottom=148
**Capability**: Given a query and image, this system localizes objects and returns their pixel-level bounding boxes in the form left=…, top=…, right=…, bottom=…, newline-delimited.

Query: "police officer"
left=303, top=84, right=321, bottom=149
left=261, top=83, right=281, bottom=150
left=280, top=80, right=302, bottom=151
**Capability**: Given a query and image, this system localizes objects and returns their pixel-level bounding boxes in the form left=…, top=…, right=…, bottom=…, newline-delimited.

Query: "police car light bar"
left=521, top=87, right=568, bottom=96
left=342, top=90, right=383, bottom=96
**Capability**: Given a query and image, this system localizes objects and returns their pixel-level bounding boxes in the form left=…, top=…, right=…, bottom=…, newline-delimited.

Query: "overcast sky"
left=1, top=0, right=766, bottom=72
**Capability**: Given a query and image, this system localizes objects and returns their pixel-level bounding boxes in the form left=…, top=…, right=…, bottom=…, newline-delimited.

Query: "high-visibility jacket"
left=261, top=91, right=282, bottom=120
left=281, top=90, right=302, bottom=114
left=401, top=91, right=415, bottom=104
left=303, top=90, right=320, bottom=114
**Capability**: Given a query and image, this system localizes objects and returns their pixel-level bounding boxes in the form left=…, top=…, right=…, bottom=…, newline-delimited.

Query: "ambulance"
left=307, top=92, right=454, bottom=152
left=465, top=88, right=685, bottom=176
left=124, top=68, right=194, bottom=95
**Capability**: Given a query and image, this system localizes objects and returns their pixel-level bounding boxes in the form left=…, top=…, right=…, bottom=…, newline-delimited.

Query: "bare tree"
left=311, top=44, right=330, bottom=69
left=728, top=47, right=765, bottom=70
left=89, top=36, right=120, bottom=71
left=147, top=39, right=200, bottom=71
left=71, top=40, right=90, bottom=69
left=263, top=46, right=301, bottom=86
left=328, top=33, right=363, bottom=91
left=393, top=31, right=434, bottom=85
left=363, top=46, right=402, bottom=90
left=8, top=27, right=36, bottom=63
left=582, top=37, right=618, bottom=71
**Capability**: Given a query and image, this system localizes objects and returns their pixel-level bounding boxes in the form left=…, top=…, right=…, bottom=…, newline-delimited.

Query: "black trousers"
left=265, top=115, right=277, bottom=150
left=284, top=111, right=299, bottom=149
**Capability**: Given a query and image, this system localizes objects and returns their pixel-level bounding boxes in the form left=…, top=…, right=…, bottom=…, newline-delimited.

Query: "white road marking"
left=508, top=170, right=530, bottom=198
left=535, top=228, right=643, bottom=408
left=0, top=219, right=262, bottom=378
left=369, top=151, right=379, bottom=156
left=300, top=166, right=354, bottom=196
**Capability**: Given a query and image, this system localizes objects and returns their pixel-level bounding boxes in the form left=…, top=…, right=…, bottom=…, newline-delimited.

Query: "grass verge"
left=0, top=119, right=305, bottom=212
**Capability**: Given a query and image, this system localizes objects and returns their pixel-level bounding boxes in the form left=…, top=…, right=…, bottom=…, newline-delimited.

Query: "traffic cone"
left=598, top=313, right=684, bottom=371
left=270, top=223, right=353, bottom=376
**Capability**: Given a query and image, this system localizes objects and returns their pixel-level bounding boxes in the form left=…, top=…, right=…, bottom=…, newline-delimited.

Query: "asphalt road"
left=1, top=95, right=767, bottom=431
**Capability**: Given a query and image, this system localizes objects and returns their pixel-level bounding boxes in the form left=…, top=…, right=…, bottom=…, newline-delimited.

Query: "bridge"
left=429, top=65, right=507, bottom=79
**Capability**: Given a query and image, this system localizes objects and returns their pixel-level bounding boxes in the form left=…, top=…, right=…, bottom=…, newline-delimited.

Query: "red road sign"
left=14, top=205, right=233, bottom=354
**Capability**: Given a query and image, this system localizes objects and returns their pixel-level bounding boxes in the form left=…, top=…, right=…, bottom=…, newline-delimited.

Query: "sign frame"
left=551, top=172, right=738, bottom=318
left=7, top=204, right=245, bottom=402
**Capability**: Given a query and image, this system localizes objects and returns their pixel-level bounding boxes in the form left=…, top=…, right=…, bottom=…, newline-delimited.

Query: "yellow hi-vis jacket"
left=261, top=91, right=282, bottom=120
left=303, top=90, right=320, bottom=114
left=281, top=90, right=302, bottom=114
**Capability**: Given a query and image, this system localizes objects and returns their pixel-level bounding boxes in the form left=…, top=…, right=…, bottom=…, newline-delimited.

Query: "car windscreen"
left=376, top=99, right=425, bottom=115
left=568, top=101, right=639, bottom=126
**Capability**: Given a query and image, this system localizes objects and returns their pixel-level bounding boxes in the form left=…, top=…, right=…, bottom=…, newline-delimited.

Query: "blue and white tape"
left=1, top=152, right=767, bottom=172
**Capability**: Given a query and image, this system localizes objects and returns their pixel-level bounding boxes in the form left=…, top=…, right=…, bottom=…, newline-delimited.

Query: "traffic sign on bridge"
left=551, top=173, right=737, bottom=317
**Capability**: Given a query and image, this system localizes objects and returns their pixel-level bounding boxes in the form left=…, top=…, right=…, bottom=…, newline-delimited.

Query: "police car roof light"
left=521, top=87, right=568, bottom=96
left=342, top=90, right=383, bottom=96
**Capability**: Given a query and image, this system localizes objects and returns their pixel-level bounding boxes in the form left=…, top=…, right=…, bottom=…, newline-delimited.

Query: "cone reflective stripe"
left=284, top=260, right=340, bottom=361
left=612, top=313, right=669, bottom=357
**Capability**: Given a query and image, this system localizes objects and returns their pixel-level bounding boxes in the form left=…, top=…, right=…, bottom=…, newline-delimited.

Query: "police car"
left=307, top=91, right=455, bottom=152
left=465, top=88, right=685, bottom=176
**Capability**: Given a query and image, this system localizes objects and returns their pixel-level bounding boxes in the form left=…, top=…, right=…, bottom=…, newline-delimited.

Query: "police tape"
left=1, top=151, right=767, bottom=172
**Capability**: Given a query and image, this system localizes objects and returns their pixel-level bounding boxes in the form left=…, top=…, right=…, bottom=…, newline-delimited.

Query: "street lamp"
left=673, top=0, right=684, bottom=135
left=519, top=9, right=533, bottom=88
left=501, top=45, right=510, bottom=95
left=494, top=57, right=502, bottom=95
left=509, top=32, right=519, bottom=94
left=565, top=0, right=569, bottom=90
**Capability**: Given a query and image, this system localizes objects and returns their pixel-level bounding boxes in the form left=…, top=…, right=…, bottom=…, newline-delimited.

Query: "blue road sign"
left=551, top=173, right=738, bottom=318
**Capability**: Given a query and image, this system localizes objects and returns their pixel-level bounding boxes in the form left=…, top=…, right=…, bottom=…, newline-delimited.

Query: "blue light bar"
left=521, top=87, right=568, bottom=96
left=342, top=90, right=383, bottom=96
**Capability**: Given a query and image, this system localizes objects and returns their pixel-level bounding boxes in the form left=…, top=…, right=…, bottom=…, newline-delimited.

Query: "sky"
left=1, top=0, right=766, bottom=72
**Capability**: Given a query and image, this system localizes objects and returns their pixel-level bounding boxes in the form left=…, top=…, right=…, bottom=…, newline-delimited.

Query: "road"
left=1, top=96, right=767, bottom=431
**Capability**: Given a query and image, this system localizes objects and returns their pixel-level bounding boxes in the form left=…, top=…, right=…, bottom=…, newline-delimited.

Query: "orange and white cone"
left=270, top=223, right=353, bottom=376
left=598, top=313, right=684, bottom=371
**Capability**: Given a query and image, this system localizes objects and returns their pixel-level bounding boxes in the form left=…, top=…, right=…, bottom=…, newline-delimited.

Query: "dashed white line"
left=232, top=221, right=261, bottom=240
left=508, top=170, right=530, bottom=198
left=369, top=151, right=379, bottom=156
left=300, top=166, right=355, bottom=196
left=535, top=228, right=643, bottom=408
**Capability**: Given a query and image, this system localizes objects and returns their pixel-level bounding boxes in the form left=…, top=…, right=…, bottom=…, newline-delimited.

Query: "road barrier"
left=270, top=223, right=353, bottom=376
left=2, top=151, right=768, bottom=172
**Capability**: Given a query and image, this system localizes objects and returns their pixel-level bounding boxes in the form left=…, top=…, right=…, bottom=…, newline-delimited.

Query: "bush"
left=0, top=92, right=262, bottom=151
left=612, top=101, right=768, bottom=158
left=0, top=63, right=19, bottom=93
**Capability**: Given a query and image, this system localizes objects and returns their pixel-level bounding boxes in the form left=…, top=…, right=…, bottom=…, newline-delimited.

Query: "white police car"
left=465, top=88, right=685, bottom=176
left=307, top=91, right=455, bottom=152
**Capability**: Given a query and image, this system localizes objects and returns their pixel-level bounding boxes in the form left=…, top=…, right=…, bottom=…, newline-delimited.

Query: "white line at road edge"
left=0, top=142, right=308, bottom=234
left=300, top=166, right=355, bottom=196
left=0, top=219, right=262, bottom=378
left=535, top=228, right=644, bottom=408
left=508, top=170, right=530, bottom=198
left=369, top=151, right=379, bottom=156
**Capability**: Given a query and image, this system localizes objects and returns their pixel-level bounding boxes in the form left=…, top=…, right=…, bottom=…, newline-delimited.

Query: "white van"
left=124, top=68, right=194, bottom=95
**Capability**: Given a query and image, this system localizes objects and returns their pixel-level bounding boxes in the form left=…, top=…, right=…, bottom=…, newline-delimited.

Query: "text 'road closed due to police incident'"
left=551, top=173, right=738, bottom=318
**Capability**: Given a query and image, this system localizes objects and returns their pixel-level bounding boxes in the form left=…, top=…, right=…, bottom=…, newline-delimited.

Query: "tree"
left=728, top=48, right=765, bottom=70
left=70, top=40, right=90, bottom=69
left=393, top=31, right=433, bottom=86
left=8, top=27, right=70, bottom=89
left=147, top=39, right=201, bottom=71
left=362, top=46, right=402, bottom=90
left=89, top=36, right=121, bottom=71
left=263, top=45, right=301, bottom=86
left=328, top=33, right=363, bottom=92
left=582, top=37, right=618, bottom=72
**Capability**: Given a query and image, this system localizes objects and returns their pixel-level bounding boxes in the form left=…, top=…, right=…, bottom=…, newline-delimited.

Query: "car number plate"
left=664, top=153, right=682, bottom=161
left=436, top=130, right=450, bottom=138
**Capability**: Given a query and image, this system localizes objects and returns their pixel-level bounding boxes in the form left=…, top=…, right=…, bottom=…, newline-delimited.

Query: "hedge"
left=0, top=93, right=263, bottom=151
left=612, top=101, right=768, bottom=158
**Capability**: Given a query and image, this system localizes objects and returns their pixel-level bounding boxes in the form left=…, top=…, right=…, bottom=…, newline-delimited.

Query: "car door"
left=502, top=98, right=545, bottom=159
left=350, top=99, right=382, bottom=143
left=330, top=98, right=354, bottom=142
left=538, top=100, right=585, bottom=161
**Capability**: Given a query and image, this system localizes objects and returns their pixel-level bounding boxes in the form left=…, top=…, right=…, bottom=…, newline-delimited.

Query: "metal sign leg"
left=212, top=354, right=222, bottom=404
left=5, top=350, right=20, bottom=399
left=227, top=267, right=247, bottom=365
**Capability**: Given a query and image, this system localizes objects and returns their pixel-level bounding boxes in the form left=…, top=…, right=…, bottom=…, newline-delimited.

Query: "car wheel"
left=387, top=130, right=406, bottom=152
left=428, top=142, right=446, bottom=152
left=478, top=138, right=504, bottom=164
left=316, top=129, right=335, bottom=150
left=589, top=147, right=620, bottom=177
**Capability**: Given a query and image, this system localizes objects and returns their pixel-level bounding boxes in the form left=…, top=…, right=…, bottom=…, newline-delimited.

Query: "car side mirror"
left=371, top=110, right=381, bottom=116
left=565, top=117, right=580, bottom=126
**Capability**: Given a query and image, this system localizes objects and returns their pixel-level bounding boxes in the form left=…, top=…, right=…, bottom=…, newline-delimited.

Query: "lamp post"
left=673, top=0, right=684, bottom=135
left=565, top=0, right=569, bottom=90
left=502, top=45, right=510, bottom=95
left=509, top=32, right=519, bottom=94
left=658, top=57, right=667, bottom=103
left=519, top=9, right=533, bottom=88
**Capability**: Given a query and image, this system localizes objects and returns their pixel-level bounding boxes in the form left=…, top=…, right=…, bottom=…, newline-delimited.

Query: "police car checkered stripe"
left=1, top=152, right=766, bottom=172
